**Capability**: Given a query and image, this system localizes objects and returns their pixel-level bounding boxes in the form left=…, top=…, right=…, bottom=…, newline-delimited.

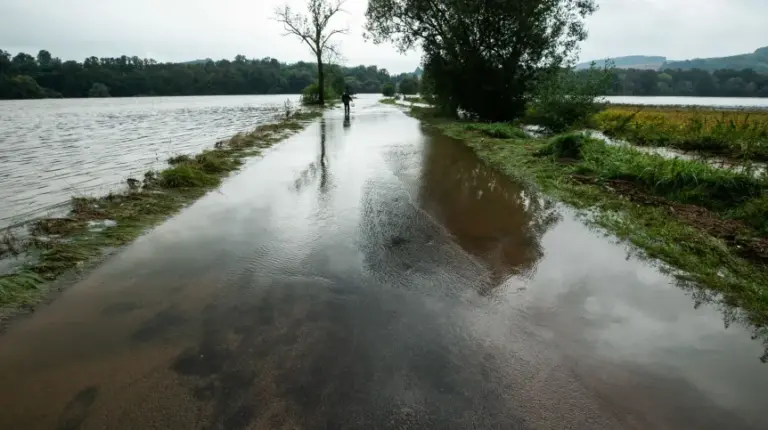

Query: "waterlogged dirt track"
left=1, top=97, right=767, bottom=429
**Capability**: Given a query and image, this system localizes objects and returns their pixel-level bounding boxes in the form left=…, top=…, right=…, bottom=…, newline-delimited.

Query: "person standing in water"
left=341, top=90, right=354, bottom=116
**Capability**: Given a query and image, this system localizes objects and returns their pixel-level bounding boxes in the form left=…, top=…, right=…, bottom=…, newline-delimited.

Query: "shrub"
left=398, top=76, right=419, bottom=95
left=544, top=133, right=589, bottom=159
left=300, top=82, right=338, bottom=105
left=382, top=82, right=395, bottom=97
left=526, top=65, right=611, bottom=133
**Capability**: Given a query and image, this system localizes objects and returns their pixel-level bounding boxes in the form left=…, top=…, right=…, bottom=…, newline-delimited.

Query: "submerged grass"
left=0, top=109, right=321, bottom=315
left=410, top=106, right=768, bottom=332
left=593, top=106, right=768, bottom=161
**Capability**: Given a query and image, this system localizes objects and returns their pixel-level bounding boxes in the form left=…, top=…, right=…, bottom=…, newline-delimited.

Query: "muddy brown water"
left=1, top=96, right=767, bottom=429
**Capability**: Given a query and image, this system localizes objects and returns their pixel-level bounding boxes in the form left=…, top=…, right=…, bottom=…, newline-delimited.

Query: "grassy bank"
left=402, top=95, right=427, bottom=104
left=593, top=106, right=768, bottom=161
left=410, top=106, right=768, bottom=334
left=0, top=110, right=321, bottom=315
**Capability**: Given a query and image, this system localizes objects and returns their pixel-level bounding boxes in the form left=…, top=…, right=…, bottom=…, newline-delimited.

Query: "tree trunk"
left=317, top=53, right=325, bottom=106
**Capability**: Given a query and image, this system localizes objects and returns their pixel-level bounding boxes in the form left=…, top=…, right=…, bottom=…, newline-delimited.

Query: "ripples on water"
left=0, top=95, right=299, bottom=228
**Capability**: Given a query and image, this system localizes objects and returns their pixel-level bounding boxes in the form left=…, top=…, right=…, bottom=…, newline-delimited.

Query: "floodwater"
left=0, top=95, right=299, bottom=229
left=585, top=130, right=768, bottom=175
left=1, top=96, right=767, bottom=429
left=604, top=95, right=768, bottom=108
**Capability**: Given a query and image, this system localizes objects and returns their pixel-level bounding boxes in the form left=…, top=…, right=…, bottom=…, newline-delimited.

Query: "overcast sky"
left=1, top=0, right=766, bottom=74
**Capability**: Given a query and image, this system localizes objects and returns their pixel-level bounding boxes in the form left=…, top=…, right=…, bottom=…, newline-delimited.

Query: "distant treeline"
left=592, top=67, right=768, bottom=98
left=0, top=49, right=414, bottom=99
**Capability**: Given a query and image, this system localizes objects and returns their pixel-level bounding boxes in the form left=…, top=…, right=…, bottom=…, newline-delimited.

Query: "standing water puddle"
left=0, top=96, right=766, bottom=429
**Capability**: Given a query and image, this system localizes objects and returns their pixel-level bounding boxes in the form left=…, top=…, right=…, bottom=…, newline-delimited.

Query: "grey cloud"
left=1, top=0, right=766, bottom=71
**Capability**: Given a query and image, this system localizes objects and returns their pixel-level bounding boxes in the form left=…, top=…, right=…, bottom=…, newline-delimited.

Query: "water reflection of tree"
left=416, top=133, right=560, bottom=285
left=615, top=239, right=768, bottom=363
left=680, top=278, right=768, bottom=363
left=357, top=131, right=560, bottom=296
left=293, top=119, right=330, bottom=194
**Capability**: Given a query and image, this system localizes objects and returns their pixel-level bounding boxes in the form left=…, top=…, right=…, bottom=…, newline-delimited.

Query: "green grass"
left=464, top=123, right=528, bottom=139
left=410, top=106, right=768, bottom=332
left=402, top=95, right=426, bottom=104
left=593, top=106, right=768, bottom=161
left=0, top=109, right=322, bottom=315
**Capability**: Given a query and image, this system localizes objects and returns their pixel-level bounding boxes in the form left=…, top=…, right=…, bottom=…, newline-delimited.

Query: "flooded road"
left=0, top=95, right=298, bottom=228
left=1, top=97, right=767, bottom=429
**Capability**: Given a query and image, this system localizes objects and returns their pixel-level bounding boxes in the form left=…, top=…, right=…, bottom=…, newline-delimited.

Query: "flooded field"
left=604, top=95, right=768, bottom=108
left=0, top=98, right=766, bottom=429
left=0, top=95, right=299, bottom=228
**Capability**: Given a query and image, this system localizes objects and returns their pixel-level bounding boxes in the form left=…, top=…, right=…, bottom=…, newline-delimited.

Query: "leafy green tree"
left=527, top=65, right=611, bottom=132
left=37, top=50, right=53, bottom=67
left=0, top=48, right=397, bottom=99
left=275, top=0, right=348, bottom=105
left=382, top=82, right=395, bottom=96
left=398, top=75, right=418, bottom=95
left=8, top=75, right=45, bottom=98
left=0, top=49, right=11, bottom=75
left=12, top=52, right=37, bottom=75
left=300, top=82, right=338, bottom=105
left=365, top=0, right=598, bottom=120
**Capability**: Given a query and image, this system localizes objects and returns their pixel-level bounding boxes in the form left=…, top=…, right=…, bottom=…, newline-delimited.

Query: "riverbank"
left=411, top=106, right=768, bottom=335
left=0, top=109, right=321, bottom=318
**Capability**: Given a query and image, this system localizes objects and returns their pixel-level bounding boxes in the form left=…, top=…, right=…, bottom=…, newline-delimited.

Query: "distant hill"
left=179, top=59, right=211, bottom=65
left=576, top=56, right=666, bottom=70
left=663, top=47, right=768, bottom=73
left=577, top=47, right=768, bottom=73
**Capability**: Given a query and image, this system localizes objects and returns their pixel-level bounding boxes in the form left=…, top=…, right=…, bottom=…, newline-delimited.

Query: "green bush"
left=398, top=76, right=419, bottom=95
left=526, top=66, right=611, bottom=133
left=300, top=82, right=338, bottom=105
left=544, top=133, right=589, bottom=159
left=382, top=82, right=395, bottom=97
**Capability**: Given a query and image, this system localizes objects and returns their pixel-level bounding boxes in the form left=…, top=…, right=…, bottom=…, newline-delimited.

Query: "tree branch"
left=275, top=0, right=347, bottom=63
left=274, top=6, right=319, bottom=55
left=321, top=28, right=349, bottom=50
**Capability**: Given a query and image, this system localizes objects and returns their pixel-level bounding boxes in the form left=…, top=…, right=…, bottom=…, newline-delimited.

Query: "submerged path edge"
left=0, top=108, right=324, bottom=327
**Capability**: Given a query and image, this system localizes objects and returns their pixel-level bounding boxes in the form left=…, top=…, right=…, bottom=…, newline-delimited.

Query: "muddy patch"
left=570, top=174, right=768, bottom=263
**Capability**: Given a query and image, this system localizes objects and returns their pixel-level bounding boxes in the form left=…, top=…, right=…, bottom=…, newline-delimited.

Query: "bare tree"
left=275, top=0, right=348, bottom=105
